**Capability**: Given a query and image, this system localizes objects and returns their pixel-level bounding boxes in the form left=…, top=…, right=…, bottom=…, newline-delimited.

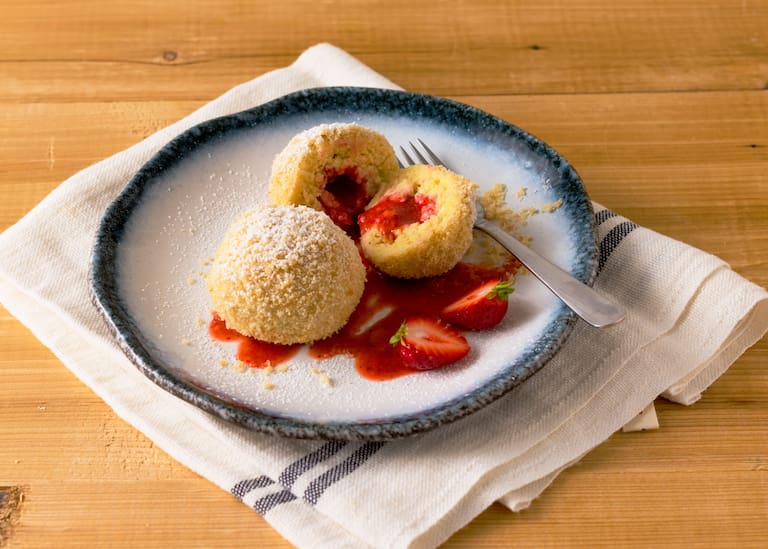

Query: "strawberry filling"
left=358, top=191, right=437, bottom=240
left=317, top=167, right=370, bottom=232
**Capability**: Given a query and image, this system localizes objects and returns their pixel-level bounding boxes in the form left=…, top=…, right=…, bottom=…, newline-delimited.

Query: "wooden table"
left=1, top=1, right=766, bottom=547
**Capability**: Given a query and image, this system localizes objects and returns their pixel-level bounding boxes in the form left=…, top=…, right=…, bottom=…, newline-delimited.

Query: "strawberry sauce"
left=209, top=312, right=301, bottom=367
left=209, top=256, right=520, bottom=381
left=358, top=192, right=436, bottom=240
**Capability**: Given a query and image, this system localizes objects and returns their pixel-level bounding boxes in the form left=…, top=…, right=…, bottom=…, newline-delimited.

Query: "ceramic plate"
left=90, top=87, right=596, bottom=440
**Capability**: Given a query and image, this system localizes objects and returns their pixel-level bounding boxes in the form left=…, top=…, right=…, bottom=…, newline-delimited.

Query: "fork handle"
left=473, top=218, right=625, bottom=328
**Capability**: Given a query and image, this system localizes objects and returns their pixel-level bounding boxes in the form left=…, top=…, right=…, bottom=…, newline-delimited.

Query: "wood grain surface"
left=1, top=1, right=766, bottom=547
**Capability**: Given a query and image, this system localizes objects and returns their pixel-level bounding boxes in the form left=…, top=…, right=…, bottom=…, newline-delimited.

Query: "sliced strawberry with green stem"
left=441, top=279, right=514, bottom=330
left=389, top=317, right=470, bottom=370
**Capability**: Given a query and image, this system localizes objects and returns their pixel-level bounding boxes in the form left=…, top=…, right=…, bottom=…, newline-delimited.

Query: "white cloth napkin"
left=1, top=43, right=767, bottom=549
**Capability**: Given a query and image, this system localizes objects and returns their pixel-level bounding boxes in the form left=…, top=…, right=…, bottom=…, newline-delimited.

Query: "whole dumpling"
left=206, top=205, right=366, bottom=344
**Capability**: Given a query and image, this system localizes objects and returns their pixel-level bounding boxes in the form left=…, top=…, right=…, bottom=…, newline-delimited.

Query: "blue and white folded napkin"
left=1, top=44, right=766, bottom=548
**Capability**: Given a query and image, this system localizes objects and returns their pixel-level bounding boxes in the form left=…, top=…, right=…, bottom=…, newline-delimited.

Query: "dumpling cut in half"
left=358, top=164, right=477, bottom=279
left=268, top=123, right=400, bottom=232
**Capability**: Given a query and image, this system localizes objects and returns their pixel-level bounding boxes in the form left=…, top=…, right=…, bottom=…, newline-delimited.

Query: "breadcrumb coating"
left=360, top=164, right=477, bottom=278
left=268, top=123, right=399, bottom=213
left=206, top=205, right=366, bottom=344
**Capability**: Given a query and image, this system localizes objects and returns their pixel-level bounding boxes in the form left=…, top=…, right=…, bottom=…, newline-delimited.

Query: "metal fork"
left=398, top=140, right=625, bottom=328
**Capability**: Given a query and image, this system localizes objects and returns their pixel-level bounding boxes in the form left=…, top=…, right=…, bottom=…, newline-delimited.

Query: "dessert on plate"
left=358, top=164, right=477, bottom=279
left=206, top=204, right=366, bottom=345
left=268, top=123, right=399, bottom=232
left=205, top=124, right=521, bottom=377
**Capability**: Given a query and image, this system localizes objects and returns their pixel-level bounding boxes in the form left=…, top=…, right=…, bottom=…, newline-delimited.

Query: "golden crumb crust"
left=360, top=164, right=477, bottom=278
left=206, top=205, right=366, bottom=344
left=268, top=122, right=399, bottom=211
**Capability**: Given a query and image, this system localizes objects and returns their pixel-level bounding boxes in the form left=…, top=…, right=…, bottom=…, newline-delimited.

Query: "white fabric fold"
left=1, top=43, right=766, bottom=549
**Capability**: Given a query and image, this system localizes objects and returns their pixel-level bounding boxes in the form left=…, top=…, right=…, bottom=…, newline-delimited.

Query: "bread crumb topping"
left=206, top=205, right=366, bottom=345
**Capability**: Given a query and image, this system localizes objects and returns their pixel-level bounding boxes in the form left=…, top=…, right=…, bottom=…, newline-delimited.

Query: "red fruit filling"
left=317, top=167, right=370, bottom=232
left=358, top=191, right=437, bottom=240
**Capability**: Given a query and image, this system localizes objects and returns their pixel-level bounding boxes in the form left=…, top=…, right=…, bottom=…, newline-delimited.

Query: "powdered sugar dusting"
left=206, top=205, right=365, bottom=344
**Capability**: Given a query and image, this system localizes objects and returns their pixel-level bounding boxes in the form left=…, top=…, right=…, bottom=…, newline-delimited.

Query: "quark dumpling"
left=358, top=164, right=477, bottom=279
left=206, top=205, right=366, bottom=344
left=268, top=123, right=399, bottom=232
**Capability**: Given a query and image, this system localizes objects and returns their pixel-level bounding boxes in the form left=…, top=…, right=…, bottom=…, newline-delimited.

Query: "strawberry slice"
left=389, top=317, right=470, bottom=370
left=441, top=279, right=514, bottom=330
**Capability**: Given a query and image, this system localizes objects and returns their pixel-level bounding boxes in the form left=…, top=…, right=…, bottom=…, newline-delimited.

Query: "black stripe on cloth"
left=230, top=441, right=349, bottom=510
left=252, top=489, right=298, bottom=515
left=594, top=208, right=619, bottom=226
left=230, top=475, right=275, bottom=500
left=598, top=221, right=638, bottom=272
left=303, top=441, right=387, bottom=506
left=278, top=440, right=348, bottom=489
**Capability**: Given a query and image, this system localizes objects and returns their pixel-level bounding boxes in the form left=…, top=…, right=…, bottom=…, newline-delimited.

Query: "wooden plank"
left=7, top=481, right=284, bottom=548
left=0, top=1, right=766, bottom=100
left=1, top=2, right=766, bottom=546
left=0, top=485, right=25, bottom=547
left=0, top=101, right=201, bottom=229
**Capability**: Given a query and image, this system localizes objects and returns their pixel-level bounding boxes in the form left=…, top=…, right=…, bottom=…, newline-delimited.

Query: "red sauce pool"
left=209, top=256, right=520, bottom=381
left=209, top=312, right=301, bottom=367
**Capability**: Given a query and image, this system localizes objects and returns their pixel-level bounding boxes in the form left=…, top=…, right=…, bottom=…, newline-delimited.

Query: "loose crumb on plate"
left=475, top=183, right=564, bottom=274
left=516, top=206, right=539, bottom=225
left=540, top=199, right=563, bottom=213
left=480, top=183, right=562, bottom=232
left=517, top=234, right=534, bottom=246
left=309, top=366, right=333, bottom=387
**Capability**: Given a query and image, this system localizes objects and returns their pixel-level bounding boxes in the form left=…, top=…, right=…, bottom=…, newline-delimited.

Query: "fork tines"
left=398, top=139, right=445, bottom=168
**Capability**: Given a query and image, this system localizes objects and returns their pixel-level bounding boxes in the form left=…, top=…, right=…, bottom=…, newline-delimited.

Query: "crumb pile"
left=206, top=205, right=366, bottom=344
left=358, top=164, right=477, bottom=278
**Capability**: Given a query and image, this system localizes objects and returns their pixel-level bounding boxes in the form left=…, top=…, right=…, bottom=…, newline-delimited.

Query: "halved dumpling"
left=359, top=164, right=477, bottom=279
left=268, top=123, right=399, bottom=232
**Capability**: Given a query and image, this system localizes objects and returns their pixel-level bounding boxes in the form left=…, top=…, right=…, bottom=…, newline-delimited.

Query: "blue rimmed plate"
left=90, top=87, right=596, bottom=440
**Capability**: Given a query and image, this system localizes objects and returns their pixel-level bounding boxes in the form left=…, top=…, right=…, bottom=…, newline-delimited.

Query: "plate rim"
left=90, top=86, right=597, bottom=440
